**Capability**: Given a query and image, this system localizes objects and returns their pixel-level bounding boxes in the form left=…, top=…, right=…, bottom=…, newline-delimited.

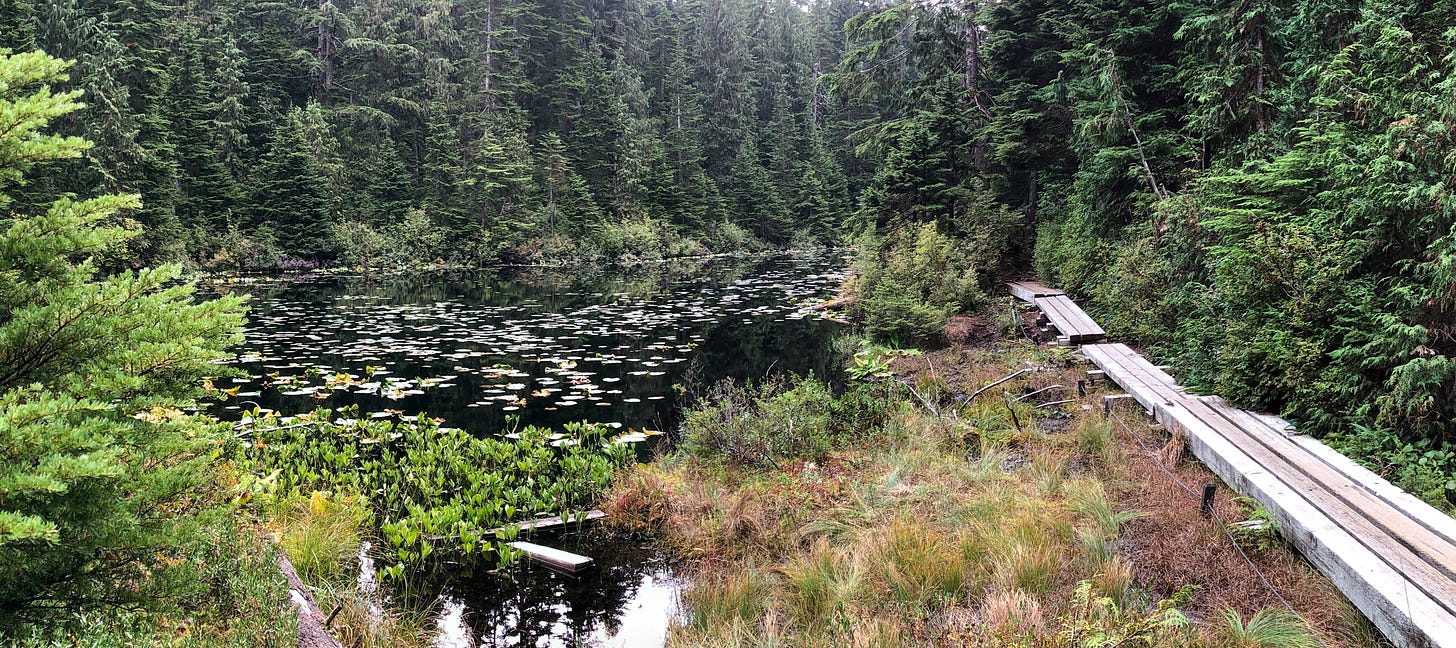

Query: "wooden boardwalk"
left=1007, top=282, right=1106, bottom=344
left=1081, top=342, right=1456, bottom=648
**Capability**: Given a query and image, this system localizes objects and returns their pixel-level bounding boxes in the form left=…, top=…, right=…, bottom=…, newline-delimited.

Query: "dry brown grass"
left=979, top=588, right=1048, bottom=637
left=635, top=335, right=1374, bottom=647
left=315, top=583, right=435, bottom=648
left=1104, top=399, right=1372, bottom=647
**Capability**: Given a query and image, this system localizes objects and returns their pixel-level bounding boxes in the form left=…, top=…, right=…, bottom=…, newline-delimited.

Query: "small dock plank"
left=490, top=509, right=606, bottom=535
left=1084, top=342, right=1456, bottom=647
left=511, top=541, right=594, bottom=574
left=1008, top=281, right=1064, bottom=303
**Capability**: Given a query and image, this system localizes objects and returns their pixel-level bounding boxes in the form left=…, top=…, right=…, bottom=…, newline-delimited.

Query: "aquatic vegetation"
left=236, top=407, right=632, bottom=579
left=207, top=255, right=851, bottom=436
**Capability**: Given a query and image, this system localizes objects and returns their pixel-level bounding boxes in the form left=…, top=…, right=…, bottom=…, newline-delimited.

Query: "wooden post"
left=1201, top=483, right=1217, bottom=519
left=1077, top=379, right=1087, bottom=397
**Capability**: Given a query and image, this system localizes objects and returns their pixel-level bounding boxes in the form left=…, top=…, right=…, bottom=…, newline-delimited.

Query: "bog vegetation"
left=610, top=345, right=1353, bottom=647
left=3, top=0, right=1456, bottom=644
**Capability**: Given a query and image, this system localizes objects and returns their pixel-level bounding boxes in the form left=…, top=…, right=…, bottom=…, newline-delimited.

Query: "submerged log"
left=489, top=509, right=606, bottom=535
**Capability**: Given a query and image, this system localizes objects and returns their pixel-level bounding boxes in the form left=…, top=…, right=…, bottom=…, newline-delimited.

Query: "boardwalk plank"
left=1008, top=281, right=1064, bottom=302
left=1034, top=295, right=1105, bottom=342
left=1083, top=342, right=1456, bottom=647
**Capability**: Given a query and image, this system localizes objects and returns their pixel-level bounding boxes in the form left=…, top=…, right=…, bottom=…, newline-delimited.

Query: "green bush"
left=1325, top=426, right=1456, bottom=513
left=853, top=222, right=986, bottom=345
left=682, top=376, right=837, bottom=468
left=681, top=376, right=896, bottom=469
left=860, top=275, right=951, bottom=345
left=14, top=522, right=296, bottom=646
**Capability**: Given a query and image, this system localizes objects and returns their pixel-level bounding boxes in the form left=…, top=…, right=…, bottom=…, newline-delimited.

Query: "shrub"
left=853, top=222, right=986, bottom=345
left=681, top=376, right=838, bottom=469
left=332, top=219, right=391, bottom=268
left=860, top=275, right=951, bottom=345
left=13, top=522, right=296, bottom=646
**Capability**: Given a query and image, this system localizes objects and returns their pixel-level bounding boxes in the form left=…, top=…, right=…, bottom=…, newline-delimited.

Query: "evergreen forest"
left=3, top=0, right=1456, bottom=644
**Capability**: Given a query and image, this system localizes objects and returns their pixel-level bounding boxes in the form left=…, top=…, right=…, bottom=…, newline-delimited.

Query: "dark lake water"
left=208, top=252, right=850, bottom=647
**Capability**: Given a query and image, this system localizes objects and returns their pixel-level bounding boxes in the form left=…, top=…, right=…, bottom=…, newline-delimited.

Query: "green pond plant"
left=235, top=406, right=633, bottom=582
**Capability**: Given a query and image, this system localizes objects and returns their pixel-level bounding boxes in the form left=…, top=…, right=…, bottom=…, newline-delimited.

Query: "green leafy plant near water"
left=681, top=375, right=899, bottom=470
left=236, top=407, right=632, bottom=580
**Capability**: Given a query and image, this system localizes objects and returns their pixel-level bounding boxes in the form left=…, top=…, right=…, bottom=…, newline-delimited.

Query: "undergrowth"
left=608, top=339, right=1367, bottom=647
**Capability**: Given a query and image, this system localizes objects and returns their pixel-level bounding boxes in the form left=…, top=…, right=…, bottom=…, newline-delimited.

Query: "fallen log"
left=278, top=551, right=343, bottom=648
left=808, top=295, right=857, bottom=311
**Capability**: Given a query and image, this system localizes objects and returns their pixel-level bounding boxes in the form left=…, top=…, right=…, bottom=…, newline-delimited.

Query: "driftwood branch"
left=1014, top=384, right=1064, bottom=402
left=966, top=368, right=1031, bottom=402
left=1035, top=399, right=1077, bottom=410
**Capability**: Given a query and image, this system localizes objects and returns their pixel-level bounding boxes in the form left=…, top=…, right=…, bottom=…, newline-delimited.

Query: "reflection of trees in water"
left=452, top=537, right=674, bottom=648
left=216, top=253, right=846, bottom=439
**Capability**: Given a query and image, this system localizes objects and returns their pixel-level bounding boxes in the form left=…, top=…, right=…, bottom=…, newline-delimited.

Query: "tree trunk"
left=278, top=551, right=342, bottom=648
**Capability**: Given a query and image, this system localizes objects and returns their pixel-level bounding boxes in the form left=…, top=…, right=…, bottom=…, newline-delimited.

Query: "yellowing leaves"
left=133, top=407, right=186, bottom=424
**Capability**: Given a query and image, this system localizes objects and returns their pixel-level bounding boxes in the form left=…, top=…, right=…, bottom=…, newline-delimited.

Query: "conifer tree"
left=0, top=50, right=246, bottom=622
left=249, top=109, right=328, bottom=260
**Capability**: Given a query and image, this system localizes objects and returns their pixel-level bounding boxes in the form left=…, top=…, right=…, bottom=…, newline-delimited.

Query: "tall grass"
left=273, top=491, right=367, bottom=583
left=1214, top=608, right=1321, bottom=648
left=782, top=540, right=863, bottom=629
left=876, top=518, right=966, bottom=607
left=681, top=566, right=772, bottom=633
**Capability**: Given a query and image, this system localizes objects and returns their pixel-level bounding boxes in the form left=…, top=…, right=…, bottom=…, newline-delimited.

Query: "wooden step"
left=1008, top=281, right=1064, bottom=303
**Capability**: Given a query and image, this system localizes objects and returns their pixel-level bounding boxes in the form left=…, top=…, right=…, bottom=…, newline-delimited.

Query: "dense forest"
left=0, top=0, right=865, bottom=268
left=3, top=0, right=1456, bottom=643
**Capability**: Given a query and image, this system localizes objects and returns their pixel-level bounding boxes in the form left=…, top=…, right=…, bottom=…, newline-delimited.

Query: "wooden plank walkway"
left=1008, top=280, right=1064, bottom=302
left=510, top=541, right=594, bottom=574
left=1007, top=281, right=1105, bottom=343
left=1082, top=343, right=1456, bottom=648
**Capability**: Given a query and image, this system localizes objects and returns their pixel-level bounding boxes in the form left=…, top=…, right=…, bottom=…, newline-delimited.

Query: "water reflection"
left=211, top=252, right=850, bottom=439
left=440, top=536, right=680, bottom=648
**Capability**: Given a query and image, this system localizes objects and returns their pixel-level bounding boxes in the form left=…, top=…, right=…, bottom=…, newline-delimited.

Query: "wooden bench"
left=1082, top=343, right=1456, bottom=648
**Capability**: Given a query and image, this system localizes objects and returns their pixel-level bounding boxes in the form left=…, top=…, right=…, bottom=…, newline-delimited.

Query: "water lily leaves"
left=216, top=255, right=847, bottom=434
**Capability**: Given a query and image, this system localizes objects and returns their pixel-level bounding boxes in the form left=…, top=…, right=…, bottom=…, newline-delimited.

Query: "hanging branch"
left=1098, top=49, right=1168, bottom=201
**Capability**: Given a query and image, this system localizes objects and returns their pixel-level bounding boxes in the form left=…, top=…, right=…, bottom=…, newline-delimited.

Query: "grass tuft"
left=782, top=539, right=863, bottom=629
left=1214, top=608, right=1321, bottom=648
left=273, top=490, right=366, bottom=583
left=682, top=565, right=772, bottom=633
left=875, top=518, right=965, bottom=607
left=979, top=588, right=1046, bottom=637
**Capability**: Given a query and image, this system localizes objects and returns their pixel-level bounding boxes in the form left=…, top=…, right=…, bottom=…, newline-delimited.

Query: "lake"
left=208, top=251, right=851, bottom=647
